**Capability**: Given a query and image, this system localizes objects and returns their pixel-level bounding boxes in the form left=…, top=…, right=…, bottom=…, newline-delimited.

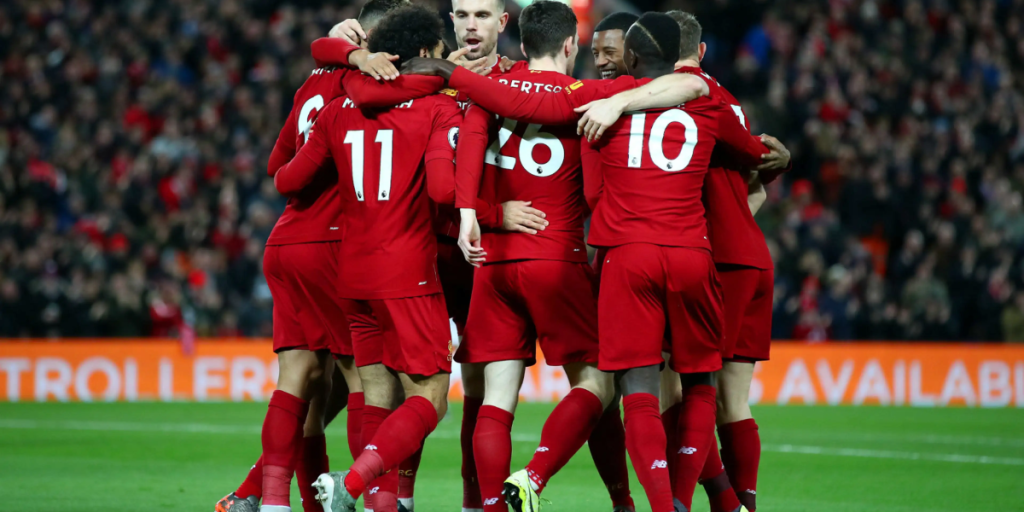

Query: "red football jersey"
left=585, top=92, right=768, bottom=250
left=282, top=94, right=463, bottom=299
left=266, top=67, right=347, bottom=246
left=433, top=56, right=531, bottom=239
left=456, top=69, right=589, bottom=263
left=265, top=52, right=449, bottom=246
left=679, top=66, right=774, bottom=270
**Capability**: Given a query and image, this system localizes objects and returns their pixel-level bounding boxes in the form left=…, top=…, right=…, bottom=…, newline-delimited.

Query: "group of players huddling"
left=214, top=1, right=791, bottom=512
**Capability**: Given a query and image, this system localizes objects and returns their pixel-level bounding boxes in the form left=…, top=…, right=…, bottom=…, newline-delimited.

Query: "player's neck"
left=674, top=58, right=700, bottom=70
left=527, top=56, right=564, bottom=74
left=633, top=63, right=676, bottom=80
left=480, top=52, right=499, bottom=68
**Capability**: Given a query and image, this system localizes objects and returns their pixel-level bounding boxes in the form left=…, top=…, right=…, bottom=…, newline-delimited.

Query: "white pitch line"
left=2, top=419, right=1023, bottom=467
left=761, top=443, right=1024, bottom=466
left=767, top=430, right=1024, bottom=449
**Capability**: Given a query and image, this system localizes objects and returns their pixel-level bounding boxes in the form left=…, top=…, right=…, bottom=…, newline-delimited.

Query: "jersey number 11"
left=344, top=130, right=394, bottom=201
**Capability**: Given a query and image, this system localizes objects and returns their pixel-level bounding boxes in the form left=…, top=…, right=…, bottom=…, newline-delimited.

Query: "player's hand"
left=349, top=49, right=400, bottom=80
left=401, top=57, right=458, bottom=80
left=756, top=134, right=791, bottom=171
left=458, top=209, right=486, bottom=267
left=328, top=19, right=366, bottom=47
left=575, top=96, right=627, bottom=142
left=498, top=56, right=518, bottom=73
left=447, top=47, right=492, bottom=76
left=501, top=200, right=548, bottom=235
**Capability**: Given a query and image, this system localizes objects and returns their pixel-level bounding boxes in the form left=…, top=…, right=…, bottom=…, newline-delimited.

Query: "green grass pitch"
left=1, top=401, right=1021, bottom=511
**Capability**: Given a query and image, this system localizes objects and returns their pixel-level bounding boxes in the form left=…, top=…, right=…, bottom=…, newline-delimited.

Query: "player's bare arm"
left=574, top=73, right=709, bottom=141
left=747, top=171, right=767, bottom=215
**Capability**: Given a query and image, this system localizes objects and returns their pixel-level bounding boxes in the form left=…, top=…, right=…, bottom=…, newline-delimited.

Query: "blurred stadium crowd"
left=0, top=0, right=1022, bottom=341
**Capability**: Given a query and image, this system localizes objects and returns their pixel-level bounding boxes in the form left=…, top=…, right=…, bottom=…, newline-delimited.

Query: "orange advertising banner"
left=1, top=340, right=1023, bottom=406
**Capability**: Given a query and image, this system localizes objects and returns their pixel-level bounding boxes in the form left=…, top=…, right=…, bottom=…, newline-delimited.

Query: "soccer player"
left=579, top=13, right=770, bottom=512
left=215, top=4, right=443, bottom=512
left=663, top=11, right=787, bottom=512
left=590, top=10, right=689, bottom=455
left=451, top=3, right=632, bottom=512
left=592, top=12, right=639, bottom=80
left=583, top=13, right=791, bottom=512
left=272, top=7, right=460, bottom=512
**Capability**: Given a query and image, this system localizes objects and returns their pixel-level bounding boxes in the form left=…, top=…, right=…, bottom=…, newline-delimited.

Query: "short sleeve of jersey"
left=425, top=96, right=463, bottom=164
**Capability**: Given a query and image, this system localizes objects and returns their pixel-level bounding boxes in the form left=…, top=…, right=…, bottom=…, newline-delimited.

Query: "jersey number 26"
left=485, top=118, right=565, bottom=177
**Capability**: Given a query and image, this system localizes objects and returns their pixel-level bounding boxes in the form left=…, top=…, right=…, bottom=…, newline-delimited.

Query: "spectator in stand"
left=0, top=0, right=1021, bottom=341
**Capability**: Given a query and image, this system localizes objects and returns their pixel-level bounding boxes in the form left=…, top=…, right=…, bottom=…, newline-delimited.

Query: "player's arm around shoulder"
left=575, top=74, right=710, bottom=142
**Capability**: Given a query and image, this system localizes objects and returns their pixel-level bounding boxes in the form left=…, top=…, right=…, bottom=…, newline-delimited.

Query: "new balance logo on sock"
left=368, top=486, right=380, bottom=495
left=484, top=498, right=500, bottom=506
left=365, top=444, right=378, bottom=450
left=745, top=489, right=756, bottom=495
left=535, top=446, right=549, bottom=452
left=651, top=460, right=668, bottom=469
left=678, top=446, right=698, bottom=455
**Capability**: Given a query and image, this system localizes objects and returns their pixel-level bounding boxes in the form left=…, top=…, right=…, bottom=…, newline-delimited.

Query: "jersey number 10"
left=626, top=106, right=747, bottom=172
left=344, top=130, right=394, bottom=202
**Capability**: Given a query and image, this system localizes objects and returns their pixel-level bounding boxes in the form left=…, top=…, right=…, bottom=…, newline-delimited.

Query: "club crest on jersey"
left=440, top=88, right=460, bottom=97
left=448, top=127, right=460, bottom=149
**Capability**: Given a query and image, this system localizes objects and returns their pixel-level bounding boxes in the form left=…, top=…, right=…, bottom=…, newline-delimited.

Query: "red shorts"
left=340, top=293, right=454, bottom=376
left=264, top=242, right=352, bottom=357
left=598, top=244, right=723, bottom=374
left=718, top=265, right=773, bottom=361
left=458, top=260, right=599, bottom=367
left=437, top=237, right=474, bottom=334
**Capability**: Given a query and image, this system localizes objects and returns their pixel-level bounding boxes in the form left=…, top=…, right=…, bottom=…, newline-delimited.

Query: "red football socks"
left=699, top=443, right=741, bottom=512
left=371, top=467, right=399, bottom=512
left=661, top=402, right=683, bottom=488
left=526, top=388, right=604, bottom=493
left=347, top=392, right=365, bottom=460
left=622, top=393, right=674, bottom=512
left=588, top=402, right=634, bottom=510
left=719, top=419, right=760, bottom=511
left=473, top=405, right=515, bottom=512
left=346, top=396, right=439, bottom=499
left=360, top=405, right=393, bottom=510
left=399, top=445, right=423, bottom=500
left=261, top=390, right=310, bottom=506
left=297, top=434, right=329, bottom=512
left=235, top=455, right=263, bottom=499
left=673, top=384, right=718, bottom=512
left=461, top=396, right=484, bottom=510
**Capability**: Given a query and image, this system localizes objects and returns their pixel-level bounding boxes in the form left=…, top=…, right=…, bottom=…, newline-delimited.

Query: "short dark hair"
left=358, top=0, right=409, bottom=31
left=625, top=12, right=680, bottom=66
left=368, top=5, right=445, bottom=66
left=594, top=12, right=638, bottom=34
left=666, top=10, right=702, bottom=59
left=519, top=1, right=577, bottom=60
